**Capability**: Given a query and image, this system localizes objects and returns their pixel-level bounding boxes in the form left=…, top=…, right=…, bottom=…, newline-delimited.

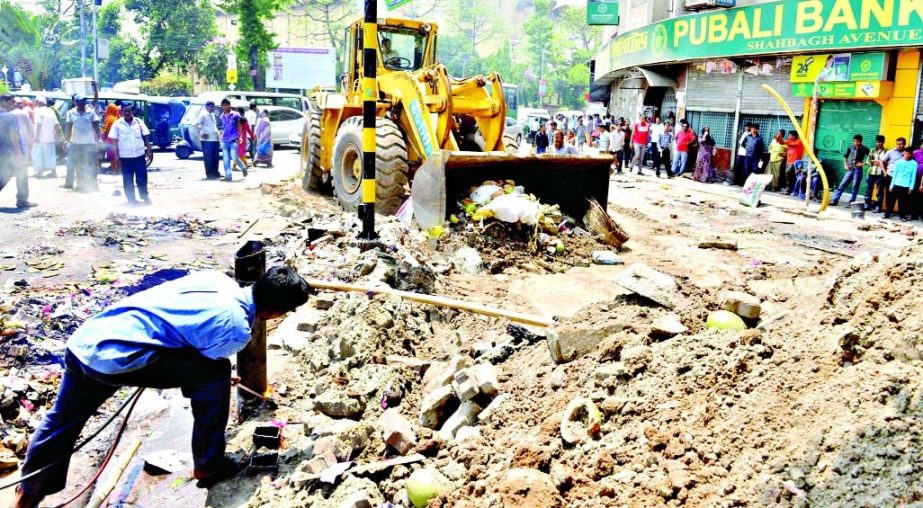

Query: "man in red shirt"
left=630, top=114, right=650, bottom=173
left=784, top=130, right=805, bottom=194
left=671, top=121, right=696, bottom=177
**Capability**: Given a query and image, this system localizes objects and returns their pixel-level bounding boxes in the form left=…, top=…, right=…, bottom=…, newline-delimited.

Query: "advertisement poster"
left=265, top=47, right=336, bottom=90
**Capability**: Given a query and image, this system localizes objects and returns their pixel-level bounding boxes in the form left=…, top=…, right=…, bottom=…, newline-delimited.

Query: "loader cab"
left=342, top=18, right=437, bottom=92
left=378, top=28, right=427, bottom=71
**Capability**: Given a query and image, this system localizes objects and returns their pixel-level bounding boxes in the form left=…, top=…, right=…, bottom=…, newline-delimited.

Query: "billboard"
left=265, top=47, right=336, bottom=90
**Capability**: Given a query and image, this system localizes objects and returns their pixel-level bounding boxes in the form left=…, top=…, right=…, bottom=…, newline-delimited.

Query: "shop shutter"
left=814, top=100, right=882, bottom=196
left=685, top=110, right=735, bottom=148
left=660, top=88, right=677, bottom=119
left=685, top=59, right=803, bottom=116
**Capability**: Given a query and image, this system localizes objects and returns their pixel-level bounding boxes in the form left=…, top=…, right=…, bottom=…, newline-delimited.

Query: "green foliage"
left=124, top=0, right=218, bottom=76
left=140, top=70, right=193, bottom=96
left=222, top=0, right=289, bottom=90
left=196, top=38, right=233, bottom=87
left=0, top=0, right=74, bottom=89
left=0, top=81, right=9, bottom=93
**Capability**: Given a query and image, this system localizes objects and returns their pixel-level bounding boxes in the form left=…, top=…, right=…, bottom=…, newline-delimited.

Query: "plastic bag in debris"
left=470, top=184, right=503, bottom=205
left=483, top=194, right=540, bottom=225
left=396, top=197, right=414, bottom=226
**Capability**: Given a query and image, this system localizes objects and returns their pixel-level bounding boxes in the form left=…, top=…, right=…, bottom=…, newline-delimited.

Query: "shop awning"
left=636, top=67, right=677, bottom=88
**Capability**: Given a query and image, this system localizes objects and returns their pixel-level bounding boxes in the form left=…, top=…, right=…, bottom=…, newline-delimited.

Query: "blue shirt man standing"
left=15, top=267, right=311, bottom=507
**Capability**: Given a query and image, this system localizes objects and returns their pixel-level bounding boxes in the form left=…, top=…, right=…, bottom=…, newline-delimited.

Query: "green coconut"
left=407, top=468, right=447, bottom=508
left=706, top=310, right=746, bottom=331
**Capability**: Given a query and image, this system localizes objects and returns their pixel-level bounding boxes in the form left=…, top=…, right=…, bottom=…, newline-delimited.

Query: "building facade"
left=593, top=0, right=923, bottom=182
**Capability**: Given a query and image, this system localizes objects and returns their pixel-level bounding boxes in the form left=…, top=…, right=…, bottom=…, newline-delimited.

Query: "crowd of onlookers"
left=0, top=93, right=276, bottom=209
left=527, top=111, right=923, bottom=221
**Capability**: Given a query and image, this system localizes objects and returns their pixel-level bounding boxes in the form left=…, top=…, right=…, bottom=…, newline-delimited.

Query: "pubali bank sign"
left=595, top=0, right=923, bottom=77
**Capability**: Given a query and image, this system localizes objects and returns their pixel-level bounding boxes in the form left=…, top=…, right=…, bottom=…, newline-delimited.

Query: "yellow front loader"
left=301, top=17, right=610, bottom=228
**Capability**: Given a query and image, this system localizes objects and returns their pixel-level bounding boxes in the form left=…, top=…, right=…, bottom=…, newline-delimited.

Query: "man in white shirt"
left=244, top=102, right=258, bottom=158
left=610, top=124, right=626, bottom=174
left=32, top=96, right=61, bottom=178
left=108, top=104, right=153, bottom=204
left=196, top=101, right=221, bottom=179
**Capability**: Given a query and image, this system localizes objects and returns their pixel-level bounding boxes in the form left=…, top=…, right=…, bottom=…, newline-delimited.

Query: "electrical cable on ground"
left=51, top=388, right=144, bottom=508
left=0, top=387, right=145, bottom=493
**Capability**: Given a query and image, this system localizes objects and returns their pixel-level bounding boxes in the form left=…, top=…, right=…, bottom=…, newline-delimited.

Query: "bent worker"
left=14, top=267, right=311, bottom=507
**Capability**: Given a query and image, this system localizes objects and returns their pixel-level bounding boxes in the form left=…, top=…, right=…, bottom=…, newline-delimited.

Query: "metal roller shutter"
left=686, top=58, right=804, bottom=116
left=814, top=100, right=882, bottom=196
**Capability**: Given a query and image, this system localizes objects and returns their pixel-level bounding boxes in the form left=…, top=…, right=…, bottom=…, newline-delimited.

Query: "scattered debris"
left=615, top=263, right=681, bottom=309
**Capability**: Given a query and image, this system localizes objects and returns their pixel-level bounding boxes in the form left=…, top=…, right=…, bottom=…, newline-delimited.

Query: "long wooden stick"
left=86, top=438, right=142, bottom=508
left=305, top=278, right=553, bottom=328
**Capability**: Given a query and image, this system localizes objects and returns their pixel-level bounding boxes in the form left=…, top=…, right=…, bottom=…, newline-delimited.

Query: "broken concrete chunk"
left=477, top=393, right=511, bottom=422
left=473, top=340, right=495, bottom=358
left=455, top=426, right=482, bottom=443
left=314, top=435, right=354, bottom=462
left=452, top=247, right=484, bottom=275
left=698, top=238, right=738, bottom=250
left=451, top=369, right=480, bottom=401
left=651, top=314, right=687, bottom=339
left=621, top=345, right=653, bottom=376
left=314, top=389, right=365, bottom=419
left=547, top=322, right=624, bottom=364
left=386, top=355, right=431, bottom=375
left=379, top=408, right=418, bottom=456
left=424, top=355, right=472, bottom=393
left=549, top=369, right=566, bottom=389
left=419, top=384, right=456, bottom=429
left=314, top=296, right=335, bottom=310
left=471, top=363, right=499, bottom=397
left=720, top=291, right=762, bottom=319
left=439, top=400, right=482, bottom=441
left=615, top=263, right=681, bottom=309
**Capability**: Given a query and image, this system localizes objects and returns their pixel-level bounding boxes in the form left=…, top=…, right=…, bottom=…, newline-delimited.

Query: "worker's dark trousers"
left=19, top=349, right=231, bottom=501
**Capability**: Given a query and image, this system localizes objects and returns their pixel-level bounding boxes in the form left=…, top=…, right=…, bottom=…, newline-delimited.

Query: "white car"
left=257, top=105, right=306, bottom=146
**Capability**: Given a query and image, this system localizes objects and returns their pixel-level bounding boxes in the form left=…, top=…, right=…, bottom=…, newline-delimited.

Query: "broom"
left=583, top=199, right=630, bottom=249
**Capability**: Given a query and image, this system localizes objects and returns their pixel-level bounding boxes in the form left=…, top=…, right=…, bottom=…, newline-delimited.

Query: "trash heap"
left=59, top=213, right=224, bottom=250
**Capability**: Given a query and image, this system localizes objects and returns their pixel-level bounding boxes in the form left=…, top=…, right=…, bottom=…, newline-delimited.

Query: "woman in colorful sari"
left=102, top=103, right=121, bottom=174
left=254, top=110, right=273, bottom=167
left=693, top=126, right=716, bottom=183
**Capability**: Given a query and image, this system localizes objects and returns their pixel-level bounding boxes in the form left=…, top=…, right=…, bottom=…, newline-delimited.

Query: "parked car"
left=259, top=105, right=306, bottom=146
left=505, top=117, right=523, bottom=145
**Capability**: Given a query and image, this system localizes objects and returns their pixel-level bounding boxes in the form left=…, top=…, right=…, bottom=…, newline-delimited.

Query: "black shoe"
left=15, top=202, right=37, bottom=209
left=194, top=456, right=245, bottom=489
left=242, top=166, right=248, bottom=177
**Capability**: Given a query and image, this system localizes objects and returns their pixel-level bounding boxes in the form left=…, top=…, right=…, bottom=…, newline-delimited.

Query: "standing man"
left=784, top=131, right=805, bottom=194
left=64, top=95, right=101, bottom=192
left=830, top=134, right=870, bottom=207
left=574, top=117, right=586, bottom=153
left=655, top=122, right=674, bottom=178
left=731, top=123, right=752, bottom=185
left=31, top=96, right=62, bottom=179
left=245, top=102, right=258, bottom=159
left=108, top=104, right=154, bottom=205
left=630, top=114, right=650, bottom=173
left=13, top=267, right=312, bottom=508
left=597, top=122, right=611, bottom=157
left=610, top=123, right=626, bottom=175
left=884, top=148, right=917, bottom=221
left=0, top=93, right=32, bottom=208
left=648, top=116, right=665, bottom=173
left=880, top=137, right=907, bottom=214
left=743, top=123, right=765, bottom=180
left=534, top=121, right=549, bottom=154
left=864, top=135, right=888, bottom=212
left=219, top=98, right=245, bottom=181
left=197, top=101, right=221, bottom=180
left=672, top=121, right=695, bottom=177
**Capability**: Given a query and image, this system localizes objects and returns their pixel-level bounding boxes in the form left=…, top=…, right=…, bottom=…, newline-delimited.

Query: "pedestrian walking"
left=743, top=124, right=765, bottom=179
left=0, top=93, right=33, bottom=208
left=831, top=134, right=870, bottom=207
left=253, top=109, right=274, bottom=167
left=237, top=107, right=255, bottom=168
left=32, top=96, right=62, bottom=179
left=648, top=116, right=664, bottom=171
left=630, top=114, right=650, bottom=172
left=13, top=267, right=311, bottom=508
left=611, top=124, right=626, bottom=174
left=575, top=117, right=586, bottom=152
left=108, top=104, right=153, bottom=205
left=694, top=127, right=716, bottom=183
left=672, top=121, right=695, bottom=177
left=784, top=131, right=805, bottom=195
left=219, top=99, right=247, bottom=181
left=767, top=129, right=787, bottom=191
left=864, top=135, right=887, bottom=211
left=64, top=95, right=101, bottom=192
left=101, top=103, right=122, bottom=174
left=534, top=122, right=549, bottom=154
left=245, top=102, right=258, bottom=159
left=885, top=148, right=917, bottom=221
left=550, top=129, right=578, bottom=155
left=197, top=101, right=221, bottom=180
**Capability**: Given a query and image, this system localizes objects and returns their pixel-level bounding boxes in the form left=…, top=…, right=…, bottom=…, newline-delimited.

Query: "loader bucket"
left=412, top=150, right=611, bottom=230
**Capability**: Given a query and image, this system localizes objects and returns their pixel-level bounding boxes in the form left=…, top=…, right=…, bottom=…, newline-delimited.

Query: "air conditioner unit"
left=684, top=0, right=735, bottom=11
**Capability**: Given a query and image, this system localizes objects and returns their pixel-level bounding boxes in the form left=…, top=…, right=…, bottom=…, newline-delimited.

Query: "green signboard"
left=594, top=0, right=923, bottom=78
left=588, top=0, right=619, bottom=25
left=792, top=80, right=884, bottom=99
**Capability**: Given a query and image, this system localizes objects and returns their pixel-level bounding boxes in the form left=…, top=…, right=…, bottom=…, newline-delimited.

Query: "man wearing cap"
left=108, top=104, right=154, bottom=204
left=32, top=96, right=62, bottom=179
left=196, top=101, right=221, bottom=180
left=0, top=93, right=33, bottom=208
left=64, top=95, right=101, bottom=192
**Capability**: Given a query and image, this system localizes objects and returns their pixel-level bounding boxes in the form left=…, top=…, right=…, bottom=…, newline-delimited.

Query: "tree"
left=221, top=0, right=289, bottom=90
left=0, top=0, right=76, bottom=89
left=123, top=0, right=217, bottom=76
left=290, top=0, right=356, bottom=75
left=97, top=1, right=146, bottom=86
left=140, top=69, right=193, bottom=96
left=196, top=37, right=234, bottom=87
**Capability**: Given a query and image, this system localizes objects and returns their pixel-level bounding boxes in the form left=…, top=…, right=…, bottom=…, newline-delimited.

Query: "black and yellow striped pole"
left=359, top=0, right=378, bottom=240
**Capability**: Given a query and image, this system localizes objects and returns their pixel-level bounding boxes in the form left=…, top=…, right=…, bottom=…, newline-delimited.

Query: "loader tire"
left=331, top=116, right=409, bottom=215
left=302, top=110, right=330, bottom=194
left=503, top=132, right=519, bottom=154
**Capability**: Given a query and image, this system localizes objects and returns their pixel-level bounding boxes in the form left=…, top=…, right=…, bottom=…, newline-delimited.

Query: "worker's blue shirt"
left=67, top=270, right=255, bottom=374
